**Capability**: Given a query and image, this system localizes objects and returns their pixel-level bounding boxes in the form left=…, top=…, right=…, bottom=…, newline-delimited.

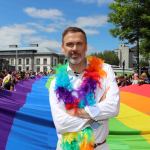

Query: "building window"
left=10, top=58, right=14, bottom=65
left=54, top=58, right=57, bottom=66
left=36, top=66, right=40, bottom=73
left=26, top=58, right=30, bottom=65
left=18, top=66, right=22, bottom=71
left=36, top=58, right=40, bottom=65
left=18, top=59, right=22, bottom=65
left=43, top=58, right=47, bottom=65
left=26, top=66, right=29, bottom=71
left=43, top=66, right=47, bottom=72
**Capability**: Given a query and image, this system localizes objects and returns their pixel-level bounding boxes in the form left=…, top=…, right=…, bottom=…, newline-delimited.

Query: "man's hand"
left=76, top=108, right=91, bottom=119
left=66, top=109, right=76, bottom=116
left=67, top=108, right=91, bottom=119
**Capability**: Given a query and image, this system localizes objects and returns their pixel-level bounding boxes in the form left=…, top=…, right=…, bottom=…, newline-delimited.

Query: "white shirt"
left=49, top=63, right=120, bottom=149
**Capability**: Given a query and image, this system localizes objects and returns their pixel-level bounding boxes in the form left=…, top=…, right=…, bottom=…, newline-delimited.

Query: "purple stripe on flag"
left=0, top=78, right=38, bottom=150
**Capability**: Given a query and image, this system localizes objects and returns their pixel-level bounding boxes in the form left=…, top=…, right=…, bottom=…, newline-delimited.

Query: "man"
left=49, top=27, right=120, bottom=150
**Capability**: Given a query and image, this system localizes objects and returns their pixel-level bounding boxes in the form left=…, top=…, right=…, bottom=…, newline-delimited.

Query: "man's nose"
left=72, top=44, right=78, bottom=50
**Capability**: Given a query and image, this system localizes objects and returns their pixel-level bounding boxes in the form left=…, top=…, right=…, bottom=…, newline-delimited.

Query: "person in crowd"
left=132, top=73, right=139, bottom=85
left=139, top=72, right=150, bottom=84
left=2, top=71, right=13, bottom=90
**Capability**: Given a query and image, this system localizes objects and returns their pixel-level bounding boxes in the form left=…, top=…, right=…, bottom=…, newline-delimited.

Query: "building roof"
left=0, top=46, right=63, bottom=55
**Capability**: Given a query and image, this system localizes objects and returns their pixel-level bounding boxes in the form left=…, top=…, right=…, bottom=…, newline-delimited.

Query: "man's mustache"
left=69, top=51, right=80, bottom=56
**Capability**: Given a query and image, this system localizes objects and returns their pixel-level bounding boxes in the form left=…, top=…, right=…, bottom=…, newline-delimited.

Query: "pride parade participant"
left=49, top=27, right=120, bottom=150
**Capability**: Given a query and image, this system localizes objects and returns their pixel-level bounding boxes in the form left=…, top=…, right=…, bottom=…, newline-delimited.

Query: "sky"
left=0, top=0, right=121, bottom=54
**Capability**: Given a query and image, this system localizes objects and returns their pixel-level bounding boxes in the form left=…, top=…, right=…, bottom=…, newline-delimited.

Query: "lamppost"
left=122, top=60, right=125, bottom=76
left=15, top=50, right=18, bottom=71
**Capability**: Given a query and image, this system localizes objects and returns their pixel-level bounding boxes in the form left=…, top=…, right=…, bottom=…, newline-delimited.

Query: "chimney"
left=9, top=44, right=18, bottom=48
left=30, top=43, right=38, bottom=47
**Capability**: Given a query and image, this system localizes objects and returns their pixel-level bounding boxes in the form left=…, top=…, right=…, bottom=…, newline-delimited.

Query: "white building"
left=116, top=44, right=138, bottom=69
left=0, top=45, right=64, bottom=72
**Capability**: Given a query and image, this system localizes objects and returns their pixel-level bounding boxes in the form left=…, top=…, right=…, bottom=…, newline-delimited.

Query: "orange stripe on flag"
left=120, top=91, right=150, bottom=115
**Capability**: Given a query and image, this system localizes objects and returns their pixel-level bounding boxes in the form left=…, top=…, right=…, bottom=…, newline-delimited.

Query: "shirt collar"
left=66, top=60, right=88, bottom=77
left=67, top=64, right=76, bottom=76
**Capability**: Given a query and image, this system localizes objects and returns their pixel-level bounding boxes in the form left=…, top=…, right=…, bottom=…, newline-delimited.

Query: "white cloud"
left=0, top=24, right=61, bottom=51
left=24, top=7, right=108, bottom=36
left=73, top=15, right=108, bottom=35
left=17, top=34, right=61, bottom=50
left=0, top=24, right=36, bottom=48
left=26, top=22, right=57, bottom=33
left=84, top=28, right=99, bottom=35
left=87, top=44, right=99, bottom=54
left=24, top=7, right=63, bottom=20
left=75, top=15, right=108, bottom=28
left=75, top=0, right=113, bottom=6
left=39, top=40, right=61, bottom=50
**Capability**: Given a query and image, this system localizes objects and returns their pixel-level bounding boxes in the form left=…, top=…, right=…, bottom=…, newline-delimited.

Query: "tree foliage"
left=108, top=0, right=150, bottom=56
left=91, top=50, right=119, bottom=65
left=140, top=59, right=149, bottom=67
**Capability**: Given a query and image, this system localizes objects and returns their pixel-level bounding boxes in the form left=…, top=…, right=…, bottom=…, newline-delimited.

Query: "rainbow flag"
left=0, top=76, right=150, bottom=149
left=108, top=84, right=150, bottom=149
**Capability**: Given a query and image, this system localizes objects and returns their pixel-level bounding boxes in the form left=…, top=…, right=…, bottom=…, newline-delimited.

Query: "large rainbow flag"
left=0, top=76, right=150, bottom=149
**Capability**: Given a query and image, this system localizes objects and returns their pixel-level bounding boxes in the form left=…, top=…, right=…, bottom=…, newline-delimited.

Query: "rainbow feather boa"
left=55, top=56, right=106, bottom=150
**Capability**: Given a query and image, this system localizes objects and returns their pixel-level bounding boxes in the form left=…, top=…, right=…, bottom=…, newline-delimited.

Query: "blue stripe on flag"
left=6, top=76, right=57, bottom=150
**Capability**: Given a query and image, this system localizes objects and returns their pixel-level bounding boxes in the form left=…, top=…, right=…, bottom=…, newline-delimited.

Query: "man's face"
left=62, top=32, right=87, bottom=65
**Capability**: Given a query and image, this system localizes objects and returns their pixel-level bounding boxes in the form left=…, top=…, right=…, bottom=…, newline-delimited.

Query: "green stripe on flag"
left=108, top=118, right=150, bottom=150
left=45, top=75, right=55, bottom=89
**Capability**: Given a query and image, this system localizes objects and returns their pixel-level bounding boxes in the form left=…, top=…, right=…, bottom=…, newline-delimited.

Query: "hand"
left=76, top=108, right=91, bottom=119
left=66, top=109, right=76, bottom=116
left=66, top=108, right=91, bottom=119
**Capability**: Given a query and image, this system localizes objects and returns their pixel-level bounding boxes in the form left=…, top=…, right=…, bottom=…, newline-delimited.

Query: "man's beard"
left=66, top=52, right=85, bottom=65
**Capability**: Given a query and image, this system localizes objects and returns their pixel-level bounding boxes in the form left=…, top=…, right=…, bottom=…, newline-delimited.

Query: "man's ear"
left=61, top=44, right=64, bottom=53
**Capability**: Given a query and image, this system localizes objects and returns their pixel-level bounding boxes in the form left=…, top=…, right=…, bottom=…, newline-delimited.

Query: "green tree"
left=108, top=0, right=150, bottom=74
left=140, top=59, right=149, bottom=67
left=90, top=50, right=119, bottom=65
left=140, top=1, right=150, bottom=54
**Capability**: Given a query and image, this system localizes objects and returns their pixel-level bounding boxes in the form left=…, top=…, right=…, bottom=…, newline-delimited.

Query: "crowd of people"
left=116, top=71, right=150, bottom=87
left=1, top=69, right=150, bottom=91
left=0, top=70, right=49, bottom=91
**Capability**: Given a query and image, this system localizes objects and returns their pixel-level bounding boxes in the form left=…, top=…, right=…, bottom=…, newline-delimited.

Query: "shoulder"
left=102, top=63, right=113, bottom=72
left=102, top=63, right=116, bottom=79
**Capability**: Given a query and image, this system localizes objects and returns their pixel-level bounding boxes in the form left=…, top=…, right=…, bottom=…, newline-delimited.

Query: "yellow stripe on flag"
left=117, top=103, right=150, bottom=143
